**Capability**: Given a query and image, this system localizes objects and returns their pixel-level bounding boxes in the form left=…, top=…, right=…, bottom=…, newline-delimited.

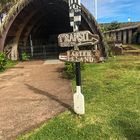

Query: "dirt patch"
left=0, top=61, right=73, bottom=140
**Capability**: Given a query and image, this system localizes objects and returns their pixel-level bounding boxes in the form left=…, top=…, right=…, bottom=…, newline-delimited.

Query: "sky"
left=81, top=0, right=140, bottom=23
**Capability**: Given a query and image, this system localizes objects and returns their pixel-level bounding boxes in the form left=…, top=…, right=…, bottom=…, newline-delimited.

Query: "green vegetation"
left=0, top=52, right=7, bottom=70
left=63, top=62, right=85, bottom=79
left=21, top=52, right=30, bottom=61
left=100, top=21, right=120, bottom=32
left=106, top=21, right=120, bottom=31
left=5, top=59, right=17, bottom=69
left=18, top=55, right=140, bottom=140
left=0, top=52, right=17, bottom=72
left=63, top=62, right=75, bottom=79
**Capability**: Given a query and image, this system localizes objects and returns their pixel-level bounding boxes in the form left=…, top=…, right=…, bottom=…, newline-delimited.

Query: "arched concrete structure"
left=0, top=0, right=107, bottom=60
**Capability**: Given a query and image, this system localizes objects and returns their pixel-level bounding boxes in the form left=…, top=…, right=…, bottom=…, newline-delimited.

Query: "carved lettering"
left=62, top=50, right=99, bottom=63
left=58, top=31, right=99, bottom=47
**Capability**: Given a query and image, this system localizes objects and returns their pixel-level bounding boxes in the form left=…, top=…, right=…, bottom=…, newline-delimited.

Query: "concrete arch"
left=0, top=0, right=33, bottom=51
left=0, top=0, right=107, bottom=60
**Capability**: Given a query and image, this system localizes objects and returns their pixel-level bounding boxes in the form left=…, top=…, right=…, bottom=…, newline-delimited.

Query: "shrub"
left=0, top=52, right=7, bottom=71
left=21, top=52, right=30, bottom=61
left=63, top=62, right=75, bottom=79
left=63, top=62, right=85, bottom=79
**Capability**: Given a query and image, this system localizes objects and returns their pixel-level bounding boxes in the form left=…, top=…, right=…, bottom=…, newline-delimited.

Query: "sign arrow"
left=58, top=30, right=99, bottom=47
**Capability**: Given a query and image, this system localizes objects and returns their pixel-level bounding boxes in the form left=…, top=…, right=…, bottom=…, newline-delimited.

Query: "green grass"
left=18, top=55, right=140, bottom=140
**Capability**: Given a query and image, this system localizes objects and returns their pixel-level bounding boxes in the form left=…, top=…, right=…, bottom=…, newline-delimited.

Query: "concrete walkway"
left=0, top=61, right=73, bottom=140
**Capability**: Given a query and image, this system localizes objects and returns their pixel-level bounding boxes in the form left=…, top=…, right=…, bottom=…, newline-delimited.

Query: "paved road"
left=0, top=61, right=73, bottom=140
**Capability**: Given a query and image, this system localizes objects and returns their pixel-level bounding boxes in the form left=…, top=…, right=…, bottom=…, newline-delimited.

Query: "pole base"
left=73, top=86, right=85, bottom=115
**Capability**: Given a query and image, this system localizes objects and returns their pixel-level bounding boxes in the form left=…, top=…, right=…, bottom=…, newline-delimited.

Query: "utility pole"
left=94, top=0, right=97, bottom=20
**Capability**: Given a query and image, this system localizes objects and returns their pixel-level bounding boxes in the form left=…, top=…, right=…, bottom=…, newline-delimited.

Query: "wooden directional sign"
left=59, top=50, right=104, bottom=63
left=58, top=30, right=99, bottom=47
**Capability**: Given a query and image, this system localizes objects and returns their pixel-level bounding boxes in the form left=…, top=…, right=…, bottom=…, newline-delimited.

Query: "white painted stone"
left=73, top=86, right=85, bottom=115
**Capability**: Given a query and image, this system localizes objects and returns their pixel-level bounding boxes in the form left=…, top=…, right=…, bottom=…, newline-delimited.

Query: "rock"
left=113, top=46, right=123, bottom=55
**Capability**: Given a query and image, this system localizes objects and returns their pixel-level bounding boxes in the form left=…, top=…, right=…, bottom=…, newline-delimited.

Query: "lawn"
left=18, top=55, right=140, bottom=140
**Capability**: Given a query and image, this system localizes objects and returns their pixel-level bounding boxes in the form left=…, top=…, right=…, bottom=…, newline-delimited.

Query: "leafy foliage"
left=0, top=52, right=7, bottom=70
left=0, top=52, right=17, bottom=71
left=63, top=62, right=85, bottom=79
left=100, top=21, right=120, bottom=32
left=63, top=62, right=75, bottom=79
left=106, top=21, right=120, bottom=31
left=21, top=52, right=30, bottom=61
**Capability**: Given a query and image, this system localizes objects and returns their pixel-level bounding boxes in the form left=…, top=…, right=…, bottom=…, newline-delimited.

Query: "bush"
left=0, top=52, right=7, bottom=71
left=63, top=62, right=85, bottom=79
left=22, top=52, right=30, bottom=61
left=63, top=62, right=75, bottom=79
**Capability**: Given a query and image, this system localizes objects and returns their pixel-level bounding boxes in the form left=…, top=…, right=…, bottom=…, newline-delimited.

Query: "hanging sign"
left=58, top=30, right=99, bottom=47
left=59, top=50, right=103, bottom=63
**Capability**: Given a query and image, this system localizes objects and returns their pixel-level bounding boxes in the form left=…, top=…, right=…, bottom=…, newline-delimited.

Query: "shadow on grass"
left=25, top=84, right=74, bottom=113
left=110, top=111, right=140, bottom=140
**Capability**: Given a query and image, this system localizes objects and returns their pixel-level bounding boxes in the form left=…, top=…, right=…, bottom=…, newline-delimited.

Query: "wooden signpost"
left=58, top=31, right=99, bottom=47
left=58, top=31, right=100, bottom=115
left=58, top=0, right=102, bottom=115
left=58, top=31, right=102, bottom=64
left=59, top=50, right=102, bottom=63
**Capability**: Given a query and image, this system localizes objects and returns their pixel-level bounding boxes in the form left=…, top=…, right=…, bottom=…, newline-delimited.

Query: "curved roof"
left=0, top=0, right=107, bottom=57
